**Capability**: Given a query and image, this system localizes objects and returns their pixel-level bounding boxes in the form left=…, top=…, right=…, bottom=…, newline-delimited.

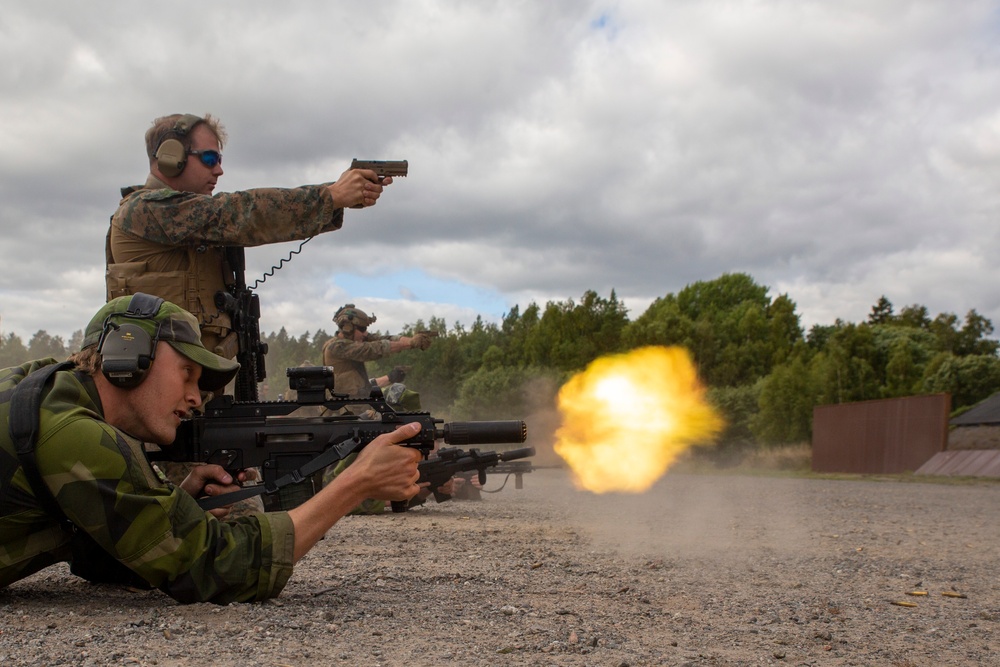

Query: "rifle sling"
left=196, top=433, right=362, bottom=511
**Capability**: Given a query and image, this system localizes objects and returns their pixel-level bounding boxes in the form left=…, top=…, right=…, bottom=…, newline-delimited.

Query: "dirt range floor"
left=1, top=467, right=998, bottom=667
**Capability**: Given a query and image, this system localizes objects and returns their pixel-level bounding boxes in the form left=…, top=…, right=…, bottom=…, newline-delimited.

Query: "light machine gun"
left=402, top=446, right=535, bottom=512
left=147, top=366, right=527, bottom=512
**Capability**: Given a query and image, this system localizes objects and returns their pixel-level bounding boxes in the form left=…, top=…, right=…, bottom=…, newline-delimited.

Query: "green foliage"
left=954, top=310, right=998, bottom=356
left=707, top=382, right=762, bottom=445
left=752, top=356, right=819, bottom=444
left=0, top=332, right=30, bottom=368
left=811, top=322, right=880, bottom=404
left=0, top=329, right=81, bottom=367
left=868, top=295, right=894, bottom=324
left=520, top=290, right=629, bottom=372
left=260, top=328, right=330, bottom=399
left=623, top=273, right=802, bottom=387
left=874, top=326, right=936, bottom=397
left=2, top=278, right=999, bottom=457
left=27, top=330, right=68, bottom=361
left=450, top=364, right=562, bottom=421
left=921, top=352, right=1000, bottom=410
left=369, top=321, right=474, bottom=414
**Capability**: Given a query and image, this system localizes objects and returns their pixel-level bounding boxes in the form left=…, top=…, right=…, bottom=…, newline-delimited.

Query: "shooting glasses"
left=188, top=149, right=222, bottom=168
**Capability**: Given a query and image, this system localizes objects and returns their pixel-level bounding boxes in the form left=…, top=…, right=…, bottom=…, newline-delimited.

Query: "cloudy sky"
left=2, top=1, right=1000, bottom=345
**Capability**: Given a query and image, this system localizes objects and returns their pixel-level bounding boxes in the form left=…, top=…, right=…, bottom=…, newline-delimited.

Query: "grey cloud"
left=2, top=1, right=1000, bottom=343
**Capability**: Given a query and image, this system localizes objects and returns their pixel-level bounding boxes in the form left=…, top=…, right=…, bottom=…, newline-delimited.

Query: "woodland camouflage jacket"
left=111, top=175, right=344, bottom=247
left=106, top=176, right=345, bottom=347
left=0, top=359, right=295, bottom=603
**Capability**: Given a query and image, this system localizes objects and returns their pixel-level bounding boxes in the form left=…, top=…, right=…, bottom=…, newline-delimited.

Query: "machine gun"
left=216, top=247, right=268, bottom=401
left=146, top=366, right=527, bottom=511
left=395, top=446, right=535, bottom=512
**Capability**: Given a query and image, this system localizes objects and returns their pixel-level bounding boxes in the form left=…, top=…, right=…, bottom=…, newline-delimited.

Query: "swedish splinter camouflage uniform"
left=0, top=359, right=295, bottom=604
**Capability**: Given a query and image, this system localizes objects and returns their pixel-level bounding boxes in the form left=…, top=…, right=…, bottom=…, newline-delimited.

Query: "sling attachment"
left=196, top=432, right=363, bottom=511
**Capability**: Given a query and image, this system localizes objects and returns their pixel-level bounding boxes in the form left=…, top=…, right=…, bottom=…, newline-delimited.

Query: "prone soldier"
left=0, top=294, right=421, bottom=603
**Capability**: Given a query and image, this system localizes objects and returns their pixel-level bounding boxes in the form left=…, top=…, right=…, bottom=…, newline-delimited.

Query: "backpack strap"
left=7, top=361, right=76, bottom=529
left=6, top=361, right=152, bottom=587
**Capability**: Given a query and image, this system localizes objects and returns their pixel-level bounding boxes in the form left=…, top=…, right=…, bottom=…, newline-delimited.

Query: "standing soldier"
left=105, top=112, right=392, bottom=358
left=104, top=113, right=393, bottom=509
left=321, top=304, right=437, bottom=512
left=322, top=304, right=434, bottom=404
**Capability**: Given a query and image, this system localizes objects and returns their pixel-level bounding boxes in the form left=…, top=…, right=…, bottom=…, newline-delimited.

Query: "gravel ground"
left=1, top=467, right=998, bottom=666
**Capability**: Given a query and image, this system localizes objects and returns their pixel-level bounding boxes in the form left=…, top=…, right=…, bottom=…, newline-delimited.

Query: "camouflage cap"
left=83, top=294, right=240, bottom=392
left=333, top=303, right=376, bottom=331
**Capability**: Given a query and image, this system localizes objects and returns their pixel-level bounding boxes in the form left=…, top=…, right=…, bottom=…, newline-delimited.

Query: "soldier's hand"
left=329, top=167, right=391, bottom=209
left=350, top=423, right=422, bottom=501
left=436, top=476, right=458, bottom=497
left=180, top=464, right=251, bottom=519
left=388, top=366, right=407, bottom=383
left=410, top=333, right=433, bottom=350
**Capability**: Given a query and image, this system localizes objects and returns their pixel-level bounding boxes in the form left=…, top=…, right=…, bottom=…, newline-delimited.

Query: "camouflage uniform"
left=106, top=175, right=344, bottom=356
left=0, top=359, right=295, bottom=604
left=383, top=382, right=422, bottom=411
left=319, top=335, right=393, bottom=512
left=320, top=306, right=434, bottom=513
left=107, top=176, right=343, bottom=512
left=322, top=336, right=395, bottom=399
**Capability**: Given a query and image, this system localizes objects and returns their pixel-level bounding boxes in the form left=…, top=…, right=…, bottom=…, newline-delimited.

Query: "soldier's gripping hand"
left=409, top=333, right=434, bottom=350
left=328, top=166, right=392, bottom=209
left=348, top=423, right=423, bottom=502
left=180, top=464, right=256, bottom=519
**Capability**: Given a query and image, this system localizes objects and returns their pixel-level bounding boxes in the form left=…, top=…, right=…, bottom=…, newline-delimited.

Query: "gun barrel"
left=441, top=420, right=527, bottom=446
left=499, top=446, right=536, bottom=461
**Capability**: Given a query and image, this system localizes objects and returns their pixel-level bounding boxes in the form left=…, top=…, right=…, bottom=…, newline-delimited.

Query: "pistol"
left=350, top=159, right=408, bottom=180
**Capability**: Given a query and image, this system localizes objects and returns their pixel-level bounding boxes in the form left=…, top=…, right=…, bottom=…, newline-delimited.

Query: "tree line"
left=3, top=272, right=997, bottom=449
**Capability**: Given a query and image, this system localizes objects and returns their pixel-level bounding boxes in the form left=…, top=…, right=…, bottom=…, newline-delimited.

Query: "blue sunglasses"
left=188, top=150, right=222, bottom=168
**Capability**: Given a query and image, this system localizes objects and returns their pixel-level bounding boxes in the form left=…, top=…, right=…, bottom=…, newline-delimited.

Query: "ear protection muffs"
left=97, top=293, right=165, bottom=389
left=154, top=114, right=204, bottom=178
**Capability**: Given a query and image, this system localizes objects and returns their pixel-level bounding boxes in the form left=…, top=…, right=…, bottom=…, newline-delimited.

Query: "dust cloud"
left=522, top=467, right=819, bottom=564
